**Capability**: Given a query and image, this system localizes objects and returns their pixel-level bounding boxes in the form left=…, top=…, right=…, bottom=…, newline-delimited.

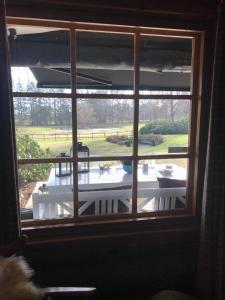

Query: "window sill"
left=22, top=214, right=200, bottom=245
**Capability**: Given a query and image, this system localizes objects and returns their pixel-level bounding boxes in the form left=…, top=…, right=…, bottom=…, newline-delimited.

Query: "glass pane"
left=137, top=158, right=188, bottom=213
left=78, top=161, right=133, bottom=216
left=18, top=163, right=73, bottom=220
left=140, top=35, right=192, bottom=94
left=7, top=25, right=71, bottom=93
left=14, top=98, right=72, bottom=158
left=138, top=99, right=190, bottom=155
left=77, top=99, right=134, bottom=157
left=76, top=31, right=134, bottom=94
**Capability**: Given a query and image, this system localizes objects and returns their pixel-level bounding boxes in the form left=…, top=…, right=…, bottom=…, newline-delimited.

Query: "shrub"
left=139, top=118, right=189, bottom=135
left=106, top=135, right=132, bottom=147
left=16, top=135, right=52, bottom=185
left=138, top=134, right=164, bottom=146
left=106, top=134, right=163, bottom=147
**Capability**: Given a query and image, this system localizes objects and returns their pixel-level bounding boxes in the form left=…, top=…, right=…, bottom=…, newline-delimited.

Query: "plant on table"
left=121, top=160, right=132, bottom=174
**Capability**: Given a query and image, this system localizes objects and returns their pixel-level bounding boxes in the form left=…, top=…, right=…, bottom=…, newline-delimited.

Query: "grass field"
left=16, top=126, right=70, bottom=135
left=17, top=125, right=188, bottom=157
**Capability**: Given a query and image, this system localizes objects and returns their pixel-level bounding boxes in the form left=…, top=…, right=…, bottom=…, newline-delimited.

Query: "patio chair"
left=157, top=177, right=186, bottom=188
left=0, top=235, right=96, bottom=299
left=79, top=188, right=132, bottom=215
left=138, top=187, right=186, bottom=212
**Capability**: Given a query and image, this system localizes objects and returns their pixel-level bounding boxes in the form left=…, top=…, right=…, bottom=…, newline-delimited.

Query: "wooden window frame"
left=7, top=17, right=204, bottom=231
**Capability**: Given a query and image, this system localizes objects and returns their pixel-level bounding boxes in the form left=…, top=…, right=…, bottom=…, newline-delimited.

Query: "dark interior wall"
left=5, top=0, right=218, bottom=297
left=5, top=0, right=219, bottom=16
left=6, top=0, right=218, bottom=29
left=25, top=230, right=199, bottom=298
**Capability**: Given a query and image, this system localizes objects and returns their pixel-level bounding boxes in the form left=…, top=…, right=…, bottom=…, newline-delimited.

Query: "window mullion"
left=70, top=28, right=79, bottom=220
left=132, top=33, right=140, bottom=215
left=186, top=34, right=202, bottom=212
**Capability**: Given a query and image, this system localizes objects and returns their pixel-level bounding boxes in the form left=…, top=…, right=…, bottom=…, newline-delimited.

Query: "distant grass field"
left=17, top=125, right=188, bottom=158
left=16, top=126, right=70, bottom=135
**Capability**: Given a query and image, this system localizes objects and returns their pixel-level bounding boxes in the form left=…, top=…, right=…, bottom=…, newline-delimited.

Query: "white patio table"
left=32, top=163, right=187, bottom=219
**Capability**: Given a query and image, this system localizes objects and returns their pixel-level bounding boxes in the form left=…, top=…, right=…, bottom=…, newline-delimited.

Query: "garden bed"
left=106, top=134, right=163, bottom=147
left=19, top=182, right=36, bottom=208
left=106, top=135, right=132, bottom=146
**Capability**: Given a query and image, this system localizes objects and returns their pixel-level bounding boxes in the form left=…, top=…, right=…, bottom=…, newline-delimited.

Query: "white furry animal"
left=0, top=256, right=43, bottom=300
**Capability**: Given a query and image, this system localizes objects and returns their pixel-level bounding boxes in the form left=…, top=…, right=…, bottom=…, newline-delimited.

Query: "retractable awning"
left=8, top=27, right=192, bottom=91
left=30, top=67, right=190, bottom=91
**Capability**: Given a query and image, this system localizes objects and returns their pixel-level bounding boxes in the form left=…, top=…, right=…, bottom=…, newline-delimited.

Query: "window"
left=7, top=18, right=202, bottom=226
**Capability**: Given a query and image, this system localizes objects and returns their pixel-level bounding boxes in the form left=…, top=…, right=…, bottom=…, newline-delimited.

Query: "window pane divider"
left=70, top=28, right=79, bottom=220
left=18, top=158, right=73, bottom=165
left=75, top=94, right=192, bottom=100
left=17, top=153, right=190, bottom=165
left=76, top=156, right=134, bottom=162
left=12, top=92, right=72, bottom=98
left=139, top=95, right=193, bottom=100
left=137, top=154, right=190, bottom=160
left=12, top=92, right=193, bottom=100
left=132, top=32, right=140, bottom=215
left=75, top=93, right=134, bottom=99
left=7, top=17, right=200, bottom=39
left=186, top=33, right=202, bottom=212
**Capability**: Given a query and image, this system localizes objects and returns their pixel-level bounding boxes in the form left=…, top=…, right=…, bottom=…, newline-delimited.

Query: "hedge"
left=139, top=119, right=188, bottom=135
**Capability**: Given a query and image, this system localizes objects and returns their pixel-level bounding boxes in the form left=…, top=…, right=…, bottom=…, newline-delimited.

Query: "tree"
left=77, top=100, right=97, bottom=127
left=56, top=100, right=72, bottom=126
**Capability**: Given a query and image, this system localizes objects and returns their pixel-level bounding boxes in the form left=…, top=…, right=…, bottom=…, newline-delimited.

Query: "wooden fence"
left=20, top=131, right=133, bottom=141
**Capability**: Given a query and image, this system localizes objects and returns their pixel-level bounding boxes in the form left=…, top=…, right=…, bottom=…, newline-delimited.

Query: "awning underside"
left=30, top=67, right=190, bottom=91
left=8, top=28, right=192, bottom=91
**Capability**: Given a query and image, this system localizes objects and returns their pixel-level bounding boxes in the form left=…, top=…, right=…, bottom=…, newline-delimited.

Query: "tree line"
left=13, top=80, right=189, bottom=128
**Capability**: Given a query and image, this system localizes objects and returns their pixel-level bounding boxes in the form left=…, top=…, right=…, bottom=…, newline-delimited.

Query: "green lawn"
left=38, top=139, right=72, bottom=155
left=16, top=125, right=188, bottom=157
left=37, top=135, right=188, bottom=156
left=16, top=126, right=71, bottom=135
left=16, top=123, right=143, bottom=136
left=139, top=134, right=188, bottom=154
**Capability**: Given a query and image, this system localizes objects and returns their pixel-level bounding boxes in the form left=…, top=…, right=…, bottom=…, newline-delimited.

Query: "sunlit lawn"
left=141, top=134, right=188, bottom=154
left=37, top=135, right=188, bottom=156
left=17, top=123, right=145, bottom=136
left=17, top=126, right=71, bottom=135
left=17, top=125, right=188, bottom=165
left=38, top=139, right=72, bottom=154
